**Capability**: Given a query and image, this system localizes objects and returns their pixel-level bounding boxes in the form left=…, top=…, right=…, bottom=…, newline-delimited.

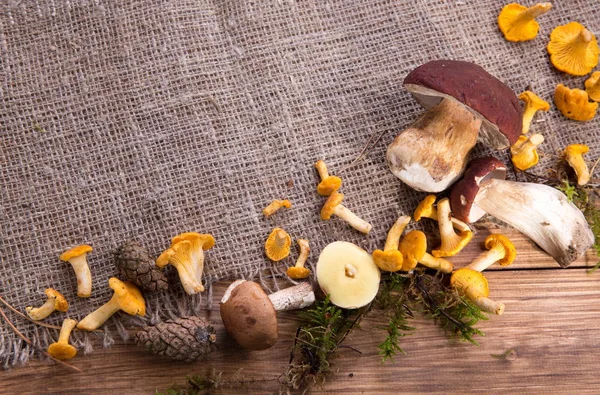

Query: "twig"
left=0, top=306, right=82, bottom=373
left=339, top=129, right=387, bottom=174
left=0, top=295, right=61, bottom=330
left=590, top=157, right=600, bottom=178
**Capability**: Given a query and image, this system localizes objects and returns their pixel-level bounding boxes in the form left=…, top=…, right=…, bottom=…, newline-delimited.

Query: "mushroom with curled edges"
left=564, top=144, right=591, bottom=186
left=450, top=268, right=505, bottom=315
left=47, top=318, right=78, bottom=360
left=548, top=22, right=599, bottom=76
left=498, top=2, right=552, bottom=42
left=372, top=215, right=411, bottom=272
left=450, top=156, right=594, bottom=267
left=431, top=198, right=473, bottom=258
left=510, top=133, right=544, bottom=171
left=554, top=84, right=598, bottom=122
left=518, top=91, right=549, bottom=135
left=387, top=60, right=521, bottom=192
left=287, top=239, right=311, bottom=280
left=77, top=277, right=146, bottom=331
left=220, top=280, right=315, bottom=350
left=399, top=230, right=454, bottom=273
left=414, top=194, right=471, bottom=232
left=314, top=160, right=342, bottom=196
left=59, top=245, right=93, bottom=298
left=26, top=288, right=69, bottom=321
left=466, top=234, right=516, bottom=272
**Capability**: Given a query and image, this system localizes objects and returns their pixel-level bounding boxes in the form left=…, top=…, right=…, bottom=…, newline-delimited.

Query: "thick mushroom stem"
left=387, top=98, right=481, bottom=192
left=333, top=204, right=372, bottom=234
left=268, top=282, right=315, bottom=311
left=471, top=295, right=505, bottom=316
left=419, top=253, right=454, bottom=273
left=67, top=255, right=92, bottom=298
left=26, top=299, right=56, bottom=321
left=57, top=318, right=77, bottom=344
left=432, top=198, right=473, bottom=257
left=315, top=160, right=330, bottom=180
left=383, top=216, right=411, bottom=251
left=564, top=144, right=590, bottom=186
left=77, top=297, right=122, bottom=331
left=515, top=3, right=552, bottom=22
left=474, top=179, right=594, bottom=267
left=467, top=247, right=507, bottom=272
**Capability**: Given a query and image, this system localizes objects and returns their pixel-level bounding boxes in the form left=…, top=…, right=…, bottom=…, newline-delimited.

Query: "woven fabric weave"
left=1, top=0, right=598, bottom=367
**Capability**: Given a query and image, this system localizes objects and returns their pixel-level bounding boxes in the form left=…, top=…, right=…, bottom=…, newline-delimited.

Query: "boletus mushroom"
left=387, top=60, right=521, bottom=192
left=450, top=156, right=594, bottom=267
left=220, top=280, right=315, bottom=350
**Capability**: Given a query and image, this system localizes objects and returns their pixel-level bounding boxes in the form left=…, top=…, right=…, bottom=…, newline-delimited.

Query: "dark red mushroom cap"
left=450, top=156, right=507, bottom=223
left=404, top=60, right=522, bottom=149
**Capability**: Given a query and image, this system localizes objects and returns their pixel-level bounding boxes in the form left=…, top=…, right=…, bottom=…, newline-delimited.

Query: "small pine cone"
left=134, top=316, right=216, bottom=362
left=115, top=240, right=169, bottom=292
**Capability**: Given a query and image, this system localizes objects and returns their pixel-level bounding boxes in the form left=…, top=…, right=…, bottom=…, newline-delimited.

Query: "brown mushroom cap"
left=220, top=280, right=278, bottom=350
left=449, top=156, right=507, bottom=223
left=404, top=60, right=521, bottom=149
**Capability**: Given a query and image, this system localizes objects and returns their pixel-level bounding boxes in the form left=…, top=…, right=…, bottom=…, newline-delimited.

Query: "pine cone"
left=134, top=316, right=217, bottom=362
left=115, top=240, right=169, bottom=292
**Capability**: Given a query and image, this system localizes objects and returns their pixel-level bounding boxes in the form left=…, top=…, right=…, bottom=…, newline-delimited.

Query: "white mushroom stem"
left=466, top=248, right=506, bottom=272
left=77, top=295, right=122, bottom=331
left=66, top=255, right=92, bottom=298
left=474, top=179, right=594, bottom=267
left=473, top=296, right=505, bottom=316
left=419, top=253, right=454, bottom=273
left=384, top=215, right=411, bottom=251
left=221, top=280, right=315, bottom=312
left=58, top=318, right=77, bottom=344
left=294, top=239, right=310, bottom=269
left=268, top=282, right=315, bottom=311
left=315, top=160, right=330, bottom=180
left=26, top=298, right=56, bottom=321
left=333, top=204, right=373, bottom=234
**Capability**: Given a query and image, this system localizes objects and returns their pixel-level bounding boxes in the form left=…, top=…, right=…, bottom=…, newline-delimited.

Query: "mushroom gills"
left=474, top=179, right=594, bottom=267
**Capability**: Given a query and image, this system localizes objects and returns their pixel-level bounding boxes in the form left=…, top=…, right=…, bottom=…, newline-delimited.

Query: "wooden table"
left=2, top=228, right=600, bottom=394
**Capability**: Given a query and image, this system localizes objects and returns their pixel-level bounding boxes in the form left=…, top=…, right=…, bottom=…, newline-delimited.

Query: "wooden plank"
left=2, top=269, right=600, bottom=394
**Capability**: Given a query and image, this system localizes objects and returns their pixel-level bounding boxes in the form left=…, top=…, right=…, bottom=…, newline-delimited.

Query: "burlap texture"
left=1, top=0, right=598, bottom=367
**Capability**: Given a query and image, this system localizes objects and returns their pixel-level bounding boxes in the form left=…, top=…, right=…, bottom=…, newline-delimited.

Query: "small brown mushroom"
left=220, top=280, right=315, bottom=350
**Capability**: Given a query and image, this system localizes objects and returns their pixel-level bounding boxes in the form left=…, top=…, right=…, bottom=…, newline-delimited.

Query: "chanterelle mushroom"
left=414, top=194, right=471, bottom=232
left=498, top=2, right=552, bottom=42
left=26, top=288, right=69, bottom=321
left=220, top=280, right=315, bottom=350
left=466, top=234, right=516, bottom=272
left=547, top=22, right=599, bottom=76
left=431, top=198, right=473, bottom=258
left=372, top=215, right=411, bottom=272
left=510, top=133, right=544, bottom=171
left=519, top=91, right=550, bottom=135
left=585, top=72, right=600, bottom=102
left=387, top=60, right=521, bottom=192
left=77, top=278, right=146, bottom=331
left=48, top=318, right=78, bottom=360
left=398, top=230, right=454, bottom=273
left=554, top=84, right=598, bottom=122
left=263, top=199, right=292, bottom=217
left=450, top=268, right=505, bottom=315
left=265, top=227, right=292, bottom=261
left=287, top=239, right=311, bottom=279
left=314, top=160, right=342, bottom=196
left=171, top=232, right=215, bottom=288
left=564, top=144, right=591, bottom=185
left=60, top=245, right=93, bottom=298
left=450, top=156, right=594, bottom=267
left=321, top=192, right=372, bottom=234
left=317, top=241, right=380, bottom=309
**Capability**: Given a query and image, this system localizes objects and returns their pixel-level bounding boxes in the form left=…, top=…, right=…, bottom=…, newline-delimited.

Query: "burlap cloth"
left=1, top=0, right=598, bottom=368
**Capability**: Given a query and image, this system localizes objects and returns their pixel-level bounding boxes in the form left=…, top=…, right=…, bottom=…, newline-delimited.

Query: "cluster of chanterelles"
left=387, top=59, right=594, bottom=268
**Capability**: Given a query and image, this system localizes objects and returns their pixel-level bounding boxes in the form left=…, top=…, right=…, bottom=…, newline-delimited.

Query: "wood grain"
left=2, top=251, right=600, bottom=394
